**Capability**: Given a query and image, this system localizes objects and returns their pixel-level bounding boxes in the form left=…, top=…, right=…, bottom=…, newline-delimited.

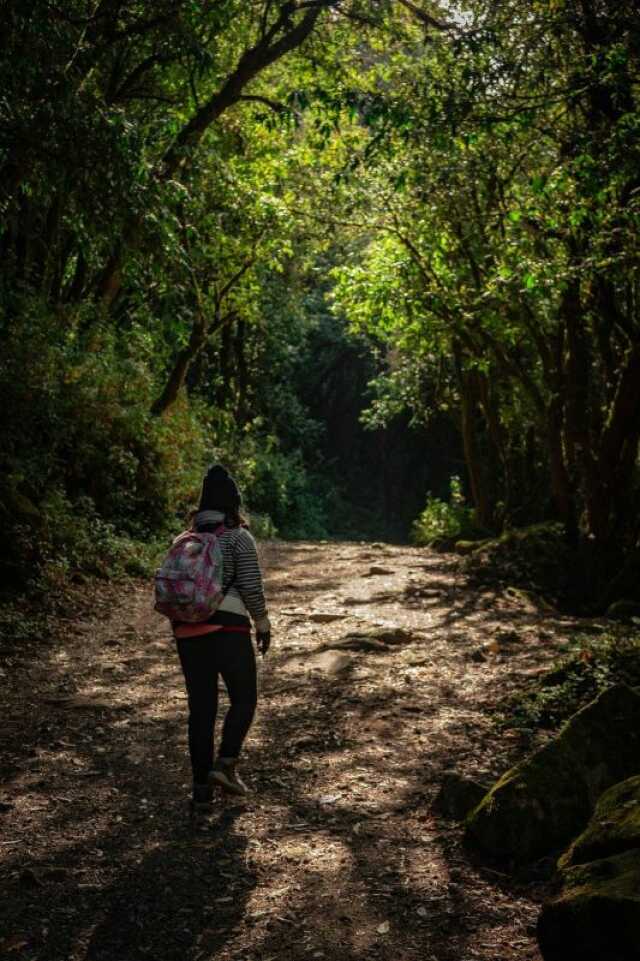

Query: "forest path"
left=1, top=540, right=580, bottom=961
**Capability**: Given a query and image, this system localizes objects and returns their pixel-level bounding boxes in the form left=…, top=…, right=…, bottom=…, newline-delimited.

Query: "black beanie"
left=198, top=465, right=241, bottom=512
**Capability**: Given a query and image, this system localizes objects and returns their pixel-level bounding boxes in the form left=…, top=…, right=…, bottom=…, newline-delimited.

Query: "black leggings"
left=176, top=630, right=257, bottom=785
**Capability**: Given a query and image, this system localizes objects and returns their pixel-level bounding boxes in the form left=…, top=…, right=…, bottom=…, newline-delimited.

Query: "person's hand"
left=257, top=630, right=271, bottom=656
left=255, top=615, right=271, bottom=656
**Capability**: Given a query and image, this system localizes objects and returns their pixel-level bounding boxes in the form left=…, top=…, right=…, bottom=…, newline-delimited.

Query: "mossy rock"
left=463, top=522, right=576, bottom=607
left=537, top=848, right=640, bottom=961
left=465, top=685, right=640, bottom=864
left=433, top=771, right=489, bottom=821
left=559, top=776, right=640, bottom=870
left=504, top=586, right=556, bottom=613
left=454, top=540, right=480, bottom=555
left=454, top=538, right=492, bottom=556
left=607, top=600, right=640, bottom=621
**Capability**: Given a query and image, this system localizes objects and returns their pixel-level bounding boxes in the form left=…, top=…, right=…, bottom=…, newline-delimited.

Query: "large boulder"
left=559, top=775, right=640, bottom=869
left=606, top=599, right=640, bottom=621
left=433, top=771, right=489, bottom=821
left=538, top=776, right=640, bottom=960
left=454, top=540, right=482, bottom=555
left=537, top=849, right=640, bottom=961
left=465, top=685, right=640, bottom=863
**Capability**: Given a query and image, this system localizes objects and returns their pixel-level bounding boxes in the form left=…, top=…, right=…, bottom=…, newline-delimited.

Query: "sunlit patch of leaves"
left=411, top=474, right=484, bottom=546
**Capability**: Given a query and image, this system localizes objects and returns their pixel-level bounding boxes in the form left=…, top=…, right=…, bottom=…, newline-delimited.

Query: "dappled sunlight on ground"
left=0, top=539, right=583, bottom=960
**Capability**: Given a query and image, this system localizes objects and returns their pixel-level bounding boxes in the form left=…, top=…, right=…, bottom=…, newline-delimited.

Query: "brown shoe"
left=210, top=758, right=249, bottom=796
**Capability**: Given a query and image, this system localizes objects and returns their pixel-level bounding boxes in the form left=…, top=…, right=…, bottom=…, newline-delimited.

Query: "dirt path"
left=1, top=540, right=580, bottom=961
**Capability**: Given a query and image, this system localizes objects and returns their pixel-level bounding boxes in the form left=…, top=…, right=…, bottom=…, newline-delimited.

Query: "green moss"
left=465, top=685, right=640, bottom=863
left=496, top=628, right=640, bottom=735
left=538, top=850, right=640, bottom=961
left=454, top=539, right=487, bottom=555
left=560, top=776, right=640, bottom=870
left=560, top=849, right=640, bottom=900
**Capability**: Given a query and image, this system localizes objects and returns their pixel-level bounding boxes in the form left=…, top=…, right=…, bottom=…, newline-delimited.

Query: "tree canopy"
left=1, top=0, right=639, bottom=609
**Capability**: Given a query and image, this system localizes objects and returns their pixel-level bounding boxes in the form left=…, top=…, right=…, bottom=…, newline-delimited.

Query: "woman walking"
left=172, top=464, right=271, bottom=808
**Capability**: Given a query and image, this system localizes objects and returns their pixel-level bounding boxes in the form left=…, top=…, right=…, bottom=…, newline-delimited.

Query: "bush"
left=248, top=449, right=328, bottom=539
left=411, top=475, right=481, bottom=546
left=0, top=299, right=335, bottom=596
left=0, top=301, right=210, bottom=591
left=201, top=411, right=330, bottom=541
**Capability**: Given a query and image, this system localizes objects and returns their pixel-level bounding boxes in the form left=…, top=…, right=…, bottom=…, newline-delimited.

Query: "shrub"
left=0, top=301, right=210, bottom=591
left=411, top=475, right=480, bottom=546
left=0, top=298, right=332, bottom=597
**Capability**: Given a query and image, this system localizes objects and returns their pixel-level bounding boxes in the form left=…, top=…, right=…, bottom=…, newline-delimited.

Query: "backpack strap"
left=167, top=530, right=204, bottom=557
left=193, top=522, right=237, bottom=598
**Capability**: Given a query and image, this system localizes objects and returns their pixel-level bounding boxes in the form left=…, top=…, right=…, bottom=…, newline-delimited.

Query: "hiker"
left=172, top=465, right=271, bottom=808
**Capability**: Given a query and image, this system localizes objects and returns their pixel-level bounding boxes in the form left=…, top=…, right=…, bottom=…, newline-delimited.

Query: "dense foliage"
left=1, top=1, right=639, bottom=609
left=331, top=0, right=640, bottom=607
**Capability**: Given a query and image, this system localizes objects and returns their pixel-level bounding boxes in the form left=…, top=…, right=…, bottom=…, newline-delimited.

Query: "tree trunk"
left=477, top=369, right=508, bottom=529
left=591, top=344, right=640, bottom=542
left=454, top=348, right=493, bottom=529
left=234, top=319, right=249, bottom=423
left=546, top=395, right=578, bottom=544
left=151, top=314, right=208, bottom=416
left=216, top=321, right=233, bottom=409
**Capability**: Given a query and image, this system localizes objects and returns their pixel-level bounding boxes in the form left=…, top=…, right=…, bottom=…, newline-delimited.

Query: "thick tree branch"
left=216, top=253, right=260, bottom=305
left=598, top=344, right=640, bottom=475
left=98, top=3, right=329, bottom=304
left=161, top=4, right=328, bottom=179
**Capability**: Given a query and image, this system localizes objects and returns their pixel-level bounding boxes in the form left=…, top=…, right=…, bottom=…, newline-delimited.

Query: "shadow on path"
left=87, top=805, right=254, bottom=961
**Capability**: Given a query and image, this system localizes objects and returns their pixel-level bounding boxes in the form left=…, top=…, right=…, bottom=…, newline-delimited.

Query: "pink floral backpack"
left=154, top=524, right=226, bottom=622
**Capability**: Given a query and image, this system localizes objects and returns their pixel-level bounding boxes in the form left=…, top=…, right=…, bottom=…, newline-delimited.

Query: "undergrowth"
left=0, top=301, right=329, bottom=602
left=412, top=475, right=485, bottom=546
left=495, top=627, right=640, bottom=736
left=463, top=523, right=576, bottom=609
